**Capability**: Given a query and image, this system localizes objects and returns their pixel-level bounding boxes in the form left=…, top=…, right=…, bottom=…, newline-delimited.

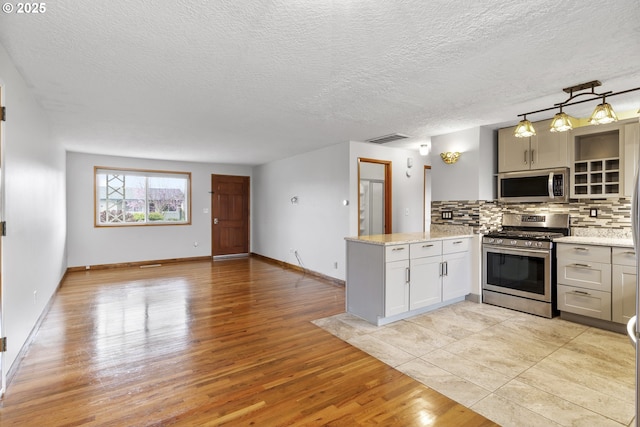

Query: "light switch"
left=203, top=208, right=209, bottom=214
left=442, top=211, right=453, bottom=220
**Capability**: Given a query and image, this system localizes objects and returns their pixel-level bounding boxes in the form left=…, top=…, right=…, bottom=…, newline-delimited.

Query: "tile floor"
left=312, top=301, right=636, bottom=427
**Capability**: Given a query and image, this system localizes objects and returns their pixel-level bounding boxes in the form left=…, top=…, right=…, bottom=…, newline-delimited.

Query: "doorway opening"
left=357, top=158, right=392, bottom=236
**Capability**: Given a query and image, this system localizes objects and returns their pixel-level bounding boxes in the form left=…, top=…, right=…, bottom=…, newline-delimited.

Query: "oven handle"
left=483, top=245, right=550, bottom=256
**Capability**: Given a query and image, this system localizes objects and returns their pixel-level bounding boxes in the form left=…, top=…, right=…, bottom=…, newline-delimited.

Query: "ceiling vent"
left=365, top=133, right=410, bottom=144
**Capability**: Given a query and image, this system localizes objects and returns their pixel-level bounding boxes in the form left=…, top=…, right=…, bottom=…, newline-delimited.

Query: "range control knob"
left=536, top=242, right=544, bottom=248
left=510, top=240, right=518, bottom=246
left=496, top=239, right=503, bottom=244
left=524, top=241, right=533, bottom=247
left=487, top=238, right=495, bottom=244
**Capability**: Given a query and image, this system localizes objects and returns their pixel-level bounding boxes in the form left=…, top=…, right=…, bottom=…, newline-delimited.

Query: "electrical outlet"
left=441, top=211, right=453, bottom=220
left=589, top=208, right=598, bottom=218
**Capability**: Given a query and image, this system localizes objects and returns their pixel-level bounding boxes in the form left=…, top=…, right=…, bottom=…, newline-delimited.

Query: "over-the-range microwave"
left=498, top=167, right=569, bottom=203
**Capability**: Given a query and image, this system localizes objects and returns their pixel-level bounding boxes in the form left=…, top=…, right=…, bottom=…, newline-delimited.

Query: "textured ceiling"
left=0, top=0, right=639, bottom=165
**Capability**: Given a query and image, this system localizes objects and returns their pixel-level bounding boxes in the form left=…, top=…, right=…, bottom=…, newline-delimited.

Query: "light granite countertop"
left=554, top=235, right=634, bottom=249
left=345, top=231, right=474, bottom=246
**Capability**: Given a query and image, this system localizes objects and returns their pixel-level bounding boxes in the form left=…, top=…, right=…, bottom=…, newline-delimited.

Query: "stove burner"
left=484, top=230, right=565, bottom=241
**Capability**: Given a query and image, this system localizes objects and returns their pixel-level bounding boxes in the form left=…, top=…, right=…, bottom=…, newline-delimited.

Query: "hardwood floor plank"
left=0, top=257, right=497, bottom=426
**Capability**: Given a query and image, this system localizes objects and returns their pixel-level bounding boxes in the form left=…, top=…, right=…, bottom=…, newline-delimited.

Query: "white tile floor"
left=313, top=301, right=636, bottom=427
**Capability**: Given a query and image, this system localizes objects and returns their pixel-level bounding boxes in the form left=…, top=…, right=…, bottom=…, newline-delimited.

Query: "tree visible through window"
left=95, top=167, right=191, bottom=226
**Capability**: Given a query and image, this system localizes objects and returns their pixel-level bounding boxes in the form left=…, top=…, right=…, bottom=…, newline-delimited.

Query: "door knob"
left=214, top=218, right=219, bottom=224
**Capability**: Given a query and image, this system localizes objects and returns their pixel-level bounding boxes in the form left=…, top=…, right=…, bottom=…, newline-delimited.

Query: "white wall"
left=0, top=43, right=67, bottom=383
left=66, top=152, right=251, bottom=267
left=431, top=126, right=496, bottom=201
left=252, top=142, right=351, bottom=279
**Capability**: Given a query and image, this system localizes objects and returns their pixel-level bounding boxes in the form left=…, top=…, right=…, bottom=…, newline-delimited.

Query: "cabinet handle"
left=443, top=261, right=448, bottom=276
left=530, top=149, right=535, bottom=164
left=422, top=244, right=434, bottom=248
left=439, top=262, right=443, bottom=277
left=571, top=263, right=592, bottom=268
left=524, top=150, right=528, bottom=164
left=452, top=240, right=463, bottom=245
left=406, top=267, right=410, bottom=284
left=572, top=290, right=591, bottom=296
left=392, top=247, right=405, bottom=251
left=625, top=251, right=636, bottom=255
left=573, top=247, right=589, bottom=251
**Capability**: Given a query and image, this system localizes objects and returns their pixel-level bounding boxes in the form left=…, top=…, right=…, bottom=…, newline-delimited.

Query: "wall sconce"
left=514, top=80, right=640, bottom=137
left=440, top=152, right=461, bottom=164
left=419, top=143, right=431, bottom=156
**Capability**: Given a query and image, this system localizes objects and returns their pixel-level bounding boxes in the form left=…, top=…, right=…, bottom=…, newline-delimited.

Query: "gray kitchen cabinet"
left=612, top=247, right=637, bottom=324
left=498, top=119, right=569, bottom=173
left=557, top=242, right=636, bottom=325
left=346, top=235, right=471, bottom=325
left=557, top=243, right=612, bottom=320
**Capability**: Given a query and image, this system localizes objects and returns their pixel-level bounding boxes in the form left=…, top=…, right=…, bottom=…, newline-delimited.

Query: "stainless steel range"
left=482, top=213, right=570, bottom=318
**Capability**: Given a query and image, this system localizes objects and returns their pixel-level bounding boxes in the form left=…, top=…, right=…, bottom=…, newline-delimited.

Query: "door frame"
left=357, top=158, right=392, bottom=235
left=423, top=165, right=431, bottom=232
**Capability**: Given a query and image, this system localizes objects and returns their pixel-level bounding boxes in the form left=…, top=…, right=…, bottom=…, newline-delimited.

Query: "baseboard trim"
left=5, top=269, right=67, bottom=394
left=250, top=253, right=345, bottom=287
left=66, top=256, right=213, bottom=273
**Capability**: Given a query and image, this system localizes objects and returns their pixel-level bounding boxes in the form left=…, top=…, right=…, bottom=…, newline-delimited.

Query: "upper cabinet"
left=570, top=119, right=639, bottom=199
left=498, top=119, right=570, bottom=173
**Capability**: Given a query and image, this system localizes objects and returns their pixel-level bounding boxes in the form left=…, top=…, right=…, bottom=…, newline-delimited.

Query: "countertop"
left=553, top=235, right=634, bottom=249
left=345, top=231, right=474, bottom=246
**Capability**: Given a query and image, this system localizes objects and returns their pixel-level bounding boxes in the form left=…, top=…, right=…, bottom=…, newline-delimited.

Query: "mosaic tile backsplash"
left=431, top=198, right=632, bottom=238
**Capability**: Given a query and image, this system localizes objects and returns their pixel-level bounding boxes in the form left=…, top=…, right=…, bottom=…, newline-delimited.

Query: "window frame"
left=94, top=166, right=192, bottom=227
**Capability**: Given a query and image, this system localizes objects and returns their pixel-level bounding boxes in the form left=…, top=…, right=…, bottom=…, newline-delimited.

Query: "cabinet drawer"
left=557, top=258, right=611, bottom=292
left=443, top=238, right=469, bottom=254
left=410, top=240, right=442, bottom=259
left=385, top=244, right=409, bottom=262
left=612, top=247, right=636, bottom=266
left=557, top=243, right=610, bottom=263
left=557, top=284, right=611, bottom=320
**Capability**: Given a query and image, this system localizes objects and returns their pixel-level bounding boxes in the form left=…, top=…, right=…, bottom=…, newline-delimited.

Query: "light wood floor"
left=0, top=257, right=497, bottom=426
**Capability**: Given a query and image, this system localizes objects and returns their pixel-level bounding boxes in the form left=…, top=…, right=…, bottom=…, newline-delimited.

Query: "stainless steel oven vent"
left=365, top=133, right=410, bottom=144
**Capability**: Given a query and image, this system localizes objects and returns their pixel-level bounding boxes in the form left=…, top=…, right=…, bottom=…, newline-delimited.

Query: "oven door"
left=483, top=245, right=552, bottom=302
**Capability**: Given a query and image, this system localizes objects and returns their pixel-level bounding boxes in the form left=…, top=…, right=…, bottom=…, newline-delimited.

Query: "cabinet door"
left=442, top=251, right=471, bottom=301
left=498, top=127, right=530, bottom=172
left=385, top=259, right=410, bottom=317
left=409, top=256, right=442, bottom=310
left=612, top=264, right=637, bottom=324
left=530, top=119, right=569, bottom=170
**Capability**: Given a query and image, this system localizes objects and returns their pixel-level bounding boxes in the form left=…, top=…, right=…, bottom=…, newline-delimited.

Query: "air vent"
left=365, top=133, right=410, bottom=144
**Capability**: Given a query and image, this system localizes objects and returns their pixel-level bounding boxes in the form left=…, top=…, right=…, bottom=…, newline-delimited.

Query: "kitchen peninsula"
left=345, top=231, right=474, bottom=326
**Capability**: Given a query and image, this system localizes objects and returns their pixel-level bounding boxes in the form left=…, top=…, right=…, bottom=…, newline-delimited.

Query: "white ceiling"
left=0, top=0, right=639, bottom=166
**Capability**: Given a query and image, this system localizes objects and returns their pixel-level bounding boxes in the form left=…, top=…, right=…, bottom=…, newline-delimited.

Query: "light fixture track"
left=517, top=85, right=638, bottom=118
left=514, top=80, right=639, bottom=137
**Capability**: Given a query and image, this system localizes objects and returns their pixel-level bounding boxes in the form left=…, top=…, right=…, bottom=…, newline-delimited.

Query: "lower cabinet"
left=612, top=247, right=637, bottom=324
left=556, top=243, right=636, bottom=325
left=346, top=236, right=472, bottom=325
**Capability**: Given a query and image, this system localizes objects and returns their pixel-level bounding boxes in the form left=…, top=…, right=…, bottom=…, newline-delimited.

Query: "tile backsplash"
left=431, top=198, right=632, bottom=238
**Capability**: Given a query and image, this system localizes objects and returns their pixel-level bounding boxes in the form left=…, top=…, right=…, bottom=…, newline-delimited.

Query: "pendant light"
left=514, top=115, right=536, bottom=138
left=589, top=95, right=618, bottom=125
left=515, top=80, right=639, bottom=134
left=550, top=106, right=573, bottom=132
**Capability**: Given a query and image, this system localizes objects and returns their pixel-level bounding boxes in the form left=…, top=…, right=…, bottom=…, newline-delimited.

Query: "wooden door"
left=211, top=175, right=249, bottom=256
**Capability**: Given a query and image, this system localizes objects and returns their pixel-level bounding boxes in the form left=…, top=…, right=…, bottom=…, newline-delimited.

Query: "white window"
left=95, top=167, right=191, bottom=226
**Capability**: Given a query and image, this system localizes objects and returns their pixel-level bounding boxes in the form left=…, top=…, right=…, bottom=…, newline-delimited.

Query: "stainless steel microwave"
left=498, top=168, right=569, bottom=203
